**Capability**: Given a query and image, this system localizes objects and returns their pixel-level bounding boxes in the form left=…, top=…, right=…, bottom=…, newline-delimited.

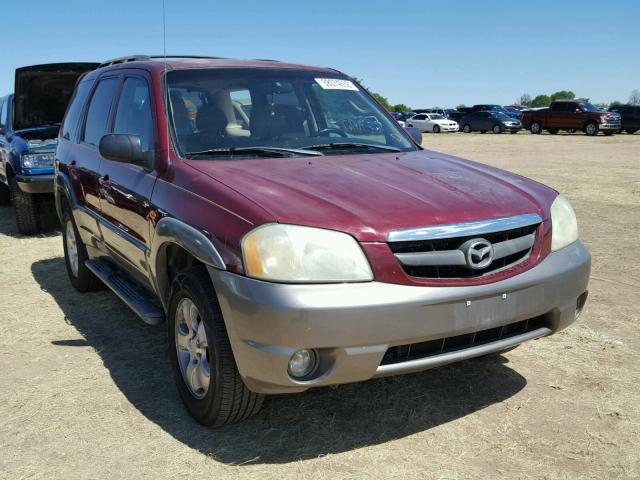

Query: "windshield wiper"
left=185, top=146, right=323, bottom=159
left=301, top=142, right=402, bottom=153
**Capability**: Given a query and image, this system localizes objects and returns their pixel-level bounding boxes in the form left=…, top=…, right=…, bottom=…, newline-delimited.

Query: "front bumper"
left=599, top=122, right=621, bottom=131
left=209, top=241, right=590, bottom=394
left=15, top=174, right=55, bottom=194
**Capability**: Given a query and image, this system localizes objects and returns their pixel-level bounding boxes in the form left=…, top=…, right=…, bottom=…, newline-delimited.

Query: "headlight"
left=551, top=195, right=578, bottom=251
left=21, top=153, right=55, bottom=168
left=242, top=224, right=373, bottom=283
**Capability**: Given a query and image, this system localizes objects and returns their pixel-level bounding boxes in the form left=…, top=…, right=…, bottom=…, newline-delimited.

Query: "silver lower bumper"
left=208, top=241, right=591, bottom=394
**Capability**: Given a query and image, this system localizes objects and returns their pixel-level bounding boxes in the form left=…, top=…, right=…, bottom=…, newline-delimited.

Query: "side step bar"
left=85, top=259, right=165, bottom=326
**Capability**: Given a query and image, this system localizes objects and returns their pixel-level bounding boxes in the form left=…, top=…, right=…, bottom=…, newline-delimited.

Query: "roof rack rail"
left=98, top=55, right=227, bottom=68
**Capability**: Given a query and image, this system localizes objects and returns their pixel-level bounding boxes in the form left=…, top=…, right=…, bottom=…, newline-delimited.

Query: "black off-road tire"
left=530, top=121, right=542, bottom=134
left=584, top=121, right=599, bottom=136
left=8, top=176, right=40, bottom=234
left=0, top=181, right=10, bottom=206
left=62, top=209, right=102, bottom=292
left=168, top=266, right=264, bottom=426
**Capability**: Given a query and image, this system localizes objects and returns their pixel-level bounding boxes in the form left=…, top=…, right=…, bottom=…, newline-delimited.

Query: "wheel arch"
left=149, top=217, right=226, bottom=310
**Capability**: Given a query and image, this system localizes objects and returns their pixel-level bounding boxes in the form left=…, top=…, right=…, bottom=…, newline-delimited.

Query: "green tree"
left=392, top=104, right=411, bottom=112
left=531, top=94, right=551, bottom=107
left=550, top=90, right=575, bottom=102
left=371, top=93, right=392, bottom=111
left=609, top=100, right=624, bottom=108
left=456, top=104, right=468, bottom=110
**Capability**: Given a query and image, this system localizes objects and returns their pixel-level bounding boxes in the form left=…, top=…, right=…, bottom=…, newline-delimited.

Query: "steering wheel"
left=314, top=128, right=348, bottom=138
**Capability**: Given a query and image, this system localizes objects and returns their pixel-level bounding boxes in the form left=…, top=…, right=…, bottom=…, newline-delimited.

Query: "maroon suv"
left=55, top=55, right=591, bottom=426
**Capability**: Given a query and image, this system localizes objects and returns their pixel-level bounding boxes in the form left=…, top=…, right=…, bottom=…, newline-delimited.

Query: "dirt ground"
left=1, top=132, right=638, bottom=479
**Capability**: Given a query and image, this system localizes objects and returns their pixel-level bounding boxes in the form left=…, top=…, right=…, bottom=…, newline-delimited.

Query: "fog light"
left=288, top=349, right=317, bottom=379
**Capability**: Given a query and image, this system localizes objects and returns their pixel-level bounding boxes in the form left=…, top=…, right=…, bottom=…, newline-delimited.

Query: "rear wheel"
left=530, top=121, right=542, bottom=134
left=8, top=176, right=40, bottom=234
left=463, top=124, right=472, bottom=133
left=492, top=124, right=502, bottom=134
left=62, top=210, right=102, bottom=292
left=168, top=266, right=264, bottom=426
left=432, top=124, right=440, bottom=133
left=584, top=122, right=598, bottom=136
left=0, top=181, right=10, bottom=206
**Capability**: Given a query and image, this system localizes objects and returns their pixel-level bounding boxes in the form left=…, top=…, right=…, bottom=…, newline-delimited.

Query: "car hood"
left=186, top=150, right=557, bottom=242
left=14, top=62, right=98, bottom=131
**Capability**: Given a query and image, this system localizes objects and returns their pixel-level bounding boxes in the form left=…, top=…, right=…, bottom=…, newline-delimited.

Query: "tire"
left=626, top=129, right=637, bottom=135
left=168, top=266, right=264, bottom=426
left=547, top=128, right=558, bottom=135
left=8, top=176, right=40, bottom=234
left=530, top=121, right=542, bottom=134
left=62, top=209, right=102, bottom=292
left=584, top=122, right=598, bottom=136
left=432, top=125, right=440, bottom=134
left=492, top=124, right=502, bottom=134
left=0, top=181, right=10, bottom=206
left=463, top=124, right=472, bottom=133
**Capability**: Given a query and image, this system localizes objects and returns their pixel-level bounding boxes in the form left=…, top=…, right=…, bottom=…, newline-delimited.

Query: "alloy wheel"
left=175, top=298, right=211, bottom=399
left=65, top=219, right=79, bottom=277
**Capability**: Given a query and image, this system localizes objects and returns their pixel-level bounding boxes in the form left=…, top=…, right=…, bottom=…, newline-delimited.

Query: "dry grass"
left=1, top=132, right=639, bottom=479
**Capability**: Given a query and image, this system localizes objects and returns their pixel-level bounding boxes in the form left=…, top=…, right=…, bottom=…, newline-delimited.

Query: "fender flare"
left=148, top=217, right=226, bottom=308
left=54, top=170, right=77, bottom=220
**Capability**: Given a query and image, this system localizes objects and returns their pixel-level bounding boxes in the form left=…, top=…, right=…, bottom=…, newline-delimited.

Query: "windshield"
left=494, top=112, right=512, bottom=120
left=430, top=114, right=445, bottom=120
left=579, top=102, right=602, bottom=112
left=166, top=68, right=416, bottom=158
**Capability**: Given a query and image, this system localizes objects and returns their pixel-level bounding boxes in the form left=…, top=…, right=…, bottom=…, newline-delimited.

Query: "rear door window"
left=83, top=77, right=120, bottom=147
left=113, top=77, right=155, bottom=153
left=62, top=79, right=95, bottom=141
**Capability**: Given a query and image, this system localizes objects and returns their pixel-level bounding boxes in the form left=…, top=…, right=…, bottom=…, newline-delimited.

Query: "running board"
left=85, top=259, right=165, bottom=326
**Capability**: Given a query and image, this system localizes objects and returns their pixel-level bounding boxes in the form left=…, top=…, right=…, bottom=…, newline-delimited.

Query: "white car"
left=406, top=113, right=459, bottom=133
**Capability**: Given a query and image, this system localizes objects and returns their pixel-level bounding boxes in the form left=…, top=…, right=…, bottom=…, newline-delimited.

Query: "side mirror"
left=405, top=126, right=422, bottom=145
left=99, top=134, right=146, bottom=165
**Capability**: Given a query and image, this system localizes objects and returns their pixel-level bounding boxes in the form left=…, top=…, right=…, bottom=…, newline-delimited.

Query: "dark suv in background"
left=608, top=104, right=639, bottom=134
left=0, top=63, right=97, bottom=233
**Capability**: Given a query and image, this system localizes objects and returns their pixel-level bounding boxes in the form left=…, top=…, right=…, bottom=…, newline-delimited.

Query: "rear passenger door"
left=97, top=73, right=158, bottom=285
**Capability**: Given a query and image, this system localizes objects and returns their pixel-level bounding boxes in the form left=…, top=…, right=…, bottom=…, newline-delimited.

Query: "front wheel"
left=168, top=267, right=264, bottom=426
left=530, top=121, right=542, bottom=134
left=584, top=122, right=598, bottom=136
left=432, top=125, right=440, bottom=134
left=8, top=176, right=39, bottom=234
left=492, top=124, right=502, bottom=134
left=463, top=124, right=472, bottom=133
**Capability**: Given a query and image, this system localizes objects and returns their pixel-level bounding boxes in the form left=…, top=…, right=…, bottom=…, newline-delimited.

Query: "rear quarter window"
left=61, top=79, right=95, bottom=141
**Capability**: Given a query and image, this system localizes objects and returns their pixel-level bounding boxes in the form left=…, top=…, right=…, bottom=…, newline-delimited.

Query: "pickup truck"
left=521, top=99, right=621, bottom=136
left=55, top=55, right=590, bottom=426
left=0, top=63, right=98, bottom=233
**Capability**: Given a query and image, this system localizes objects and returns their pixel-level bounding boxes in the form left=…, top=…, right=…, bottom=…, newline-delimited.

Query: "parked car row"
left=0, top=56, right=592, bottom=429
left=392, top=99, right=638, bottom=137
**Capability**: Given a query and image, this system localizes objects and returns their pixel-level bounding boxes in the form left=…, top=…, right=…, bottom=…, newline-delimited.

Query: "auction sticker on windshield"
left=315, top=78, right=359, bottom=91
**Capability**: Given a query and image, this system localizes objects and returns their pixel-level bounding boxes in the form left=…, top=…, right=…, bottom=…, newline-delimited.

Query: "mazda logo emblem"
left=460, top=238, right=494, bottom=269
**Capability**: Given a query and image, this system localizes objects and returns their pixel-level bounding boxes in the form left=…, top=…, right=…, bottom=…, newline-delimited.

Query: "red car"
left=55, top=55, right=591, bottom=426
left=522, top=99, right=621, bottom=135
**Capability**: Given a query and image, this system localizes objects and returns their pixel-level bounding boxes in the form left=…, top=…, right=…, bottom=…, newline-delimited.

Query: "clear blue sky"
left=2, top=0, right=639, bottom=108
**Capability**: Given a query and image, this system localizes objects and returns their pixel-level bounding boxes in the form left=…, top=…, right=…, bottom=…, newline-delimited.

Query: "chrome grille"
left=388, top=214, right=541, bottom=279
